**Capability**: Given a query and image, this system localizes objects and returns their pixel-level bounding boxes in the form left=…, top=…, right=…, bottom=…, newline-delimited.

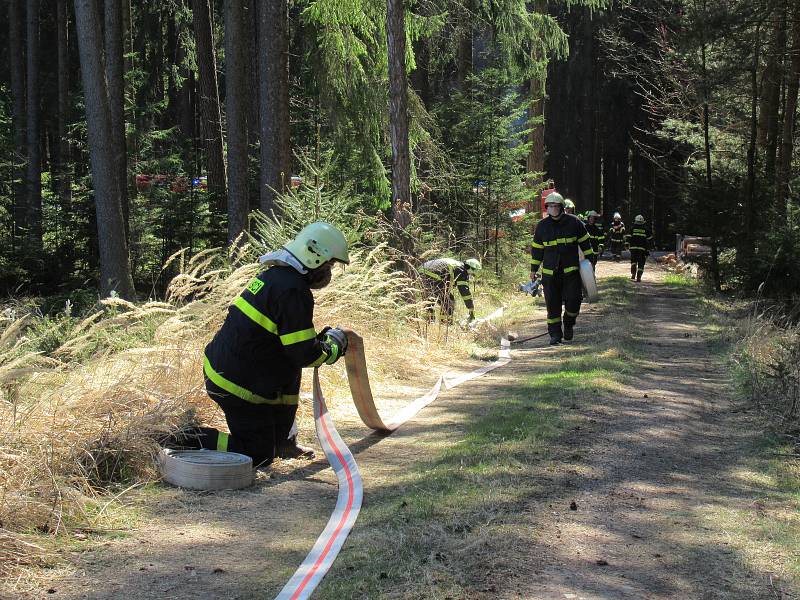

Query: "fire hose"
left=274, top=331, right=511, bottom=599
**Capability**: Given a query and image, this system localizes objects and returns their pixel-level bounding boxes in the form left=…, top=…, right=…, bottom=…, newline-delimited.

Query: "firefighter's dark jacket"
left=530, top=213, right=594, bottom=278
left=204, top=266, right=334, bottom=405
left=609, top=222, right=625, bottom=242
left=420, top=258, right=474, bottom=311
left=626, top=224, right=653, bottom=252
left=585, top=221, right=604, bottom=252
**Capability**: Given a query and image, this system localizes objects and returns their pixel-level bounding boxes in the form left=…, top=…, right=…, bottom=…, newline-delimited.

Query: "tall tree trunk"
left=74, top=0, right=136, bottom=299
left=56, top=0, right=72, bottom=212
left=526, top=0, right=547, bottom=185
left=386, top=0, right=410, bottom=223
left=777, top=4, right=800, bottom=215
left=191, top=0, right=226, bottom=201
left=104, top=0, right=128, bottom=238
left=9, top=0, right=27, bottom=252
left=26, top=0, right=42, bottom=258
left=757, top=3, right=787, bottom=182
left=579, top=9, right=597, bottom=209
left=224, top=0, right=249, bottom=245
left=256, top=0, right=291, bottom=216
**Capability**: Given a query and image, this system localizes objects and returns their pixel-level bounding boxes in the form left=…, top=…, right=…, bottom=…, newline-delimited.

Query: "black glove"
left=322, top=327, right=348, bottom=364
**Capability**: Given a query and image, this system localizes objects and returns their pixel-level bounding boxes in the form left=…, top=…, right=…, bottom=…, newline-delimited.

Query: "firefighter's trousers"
left=610, top=241, right=624, bottom=260
left=422, top=277, right=455, bottom=320
left=175, top=378, right=298, bottom=467
left=542, top=271, right=583, bottom=337
left=630, top=249, right=647, bottom=280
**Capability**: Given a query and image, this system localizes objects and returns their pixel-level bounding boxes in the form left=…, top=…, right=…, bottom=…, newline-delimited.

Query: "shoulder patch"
left=246, top=277, right=265, bottom=295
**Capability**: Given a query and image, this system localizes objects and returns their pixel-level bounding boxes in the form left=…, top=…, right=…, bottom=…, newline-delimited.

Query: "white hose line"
left=274, top=369, right=363, bottom=600
left=275, top=336, right=511, bottom=599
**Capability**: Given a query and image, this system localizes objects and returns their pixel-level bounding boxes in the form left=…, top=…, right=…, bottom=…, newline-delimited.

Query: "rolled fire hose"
left=275, top=333, right=511, bottom=599
left=580, top=258, right=599, bottom=303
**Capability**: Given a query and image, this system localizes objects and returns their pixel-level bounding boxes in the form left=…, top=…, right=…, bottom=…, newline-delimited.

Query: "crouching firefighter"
left=420, top=257, right=482, bottom=323
left=166, top=222, right=350, bottom=467
left=626, top=214, right=653, bottom=282
left=531, top=192, right=595, bottom=345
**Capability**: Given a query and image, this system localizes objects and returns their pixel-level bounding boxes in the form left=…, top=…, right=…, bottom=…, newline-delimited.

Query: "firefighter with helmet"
left=164, top=222, right=351, bottom=466
left=626, top=214, right=653, bottom=282
left=531, top=192, right=595, bottom=345
left=608, top=212, right=626, bottom=261
left=564, top=199, right=576, bottom=215
left=420, top=257, right=482, bottom=323
left=584, top=210, right=604, bottom=269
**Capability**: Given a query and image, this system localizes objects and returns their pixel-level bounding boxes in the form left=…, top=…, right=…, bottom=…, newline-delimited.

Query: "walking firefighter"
left=608, top=212, right=626, bottom=261
left=584, top=210, right=604, bottom=268
left=164, top=222, right=351, bottom=466
left=531, top=192, right=595, bottom=345
left=419, top=257, right=482, bottom=323
left=564, top=198, right=576, bottom=215
left=626, top=214, right=653, bottom=282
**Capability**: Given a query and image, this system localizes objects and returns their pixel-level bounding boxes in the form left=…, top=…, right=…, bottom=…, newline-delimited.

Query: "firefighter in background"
left=608, top=212, right=626, bottom=261
left=564, top=199, right=576, bottom=215
left=584, top=210, right=604, bottom=269
left=165, top=222, right=351, bottom=466
left=420, top=257, right=482, bottom=323
left=531, top=193, right=595, bottom=345
left=626, top=214, right=653, bottom=282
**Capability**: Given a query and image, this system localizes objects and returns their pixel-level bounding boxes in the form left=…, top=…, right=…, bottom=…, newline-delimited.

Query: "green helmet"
left=284, top=222, right=350, bottom=269
left=634, top=214, right=645, bottom=224
left=544, top=192, right=564, bottom=206
left=465, top=258, right=482, bottom=271
left=564, top=199, right=575, bottom=210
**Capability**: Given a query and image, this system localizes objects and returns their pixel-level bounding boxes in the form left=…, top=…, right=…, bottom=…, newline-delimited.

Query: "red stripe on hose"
left=290, top=403, right=354, bottom=600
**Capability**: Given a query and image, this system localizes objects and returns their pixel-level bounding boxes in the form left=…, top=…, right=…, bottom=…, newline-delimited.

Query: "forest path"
left=27, top=259, right=788, bottom=599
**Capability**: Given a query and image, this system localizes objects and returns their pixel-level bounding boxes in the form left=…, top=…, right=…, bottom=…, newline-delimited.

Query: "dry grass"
left=0, top=239, right=501, bottom=589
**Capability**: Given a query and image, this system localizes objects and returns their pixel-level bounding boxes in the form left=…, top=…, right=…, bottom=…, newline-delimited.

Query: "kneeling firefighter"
left=167, top=222, right=350, bottom=466
left=419, top=257, right=482, bottom=323
left=531, top=192, right=595, bottom=345
left=626, top=214, right=653, bottom=282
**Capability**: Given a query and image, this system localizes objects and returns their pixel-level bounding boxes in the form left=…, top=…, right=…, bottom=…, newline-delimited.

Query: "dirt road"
left=27, top=258, right=790, bottom=599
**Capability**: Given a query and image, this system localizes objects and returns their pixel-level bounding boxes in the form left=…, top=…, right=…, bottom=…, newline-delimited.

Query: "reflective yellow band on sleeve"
left=310, top=350, right=328, bottom=367
left=457, top=281, right=470, bottom=287
left=280, top=327, right=317, bottom=346
left=578, top=233, right=590, bottom=243
left=233, top=297, right=279, bottom=335
left=583, top=249, right=595, bottom=256
left=532, top=241, right=544, bottom=249
left=564, top=266, right=579, bottom=273
left=541, top=267, right=554, bottom=275
left=217, top=431, right=229, bottom=452
left=279, top=394, right=300, bottom=405
left=462, top=294, right=473, bottom=301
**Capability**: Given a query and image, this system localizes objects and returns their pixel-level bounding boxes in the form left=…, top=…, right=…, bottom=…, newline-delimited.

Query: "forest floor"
left=15, top=258, right=799, bottom=600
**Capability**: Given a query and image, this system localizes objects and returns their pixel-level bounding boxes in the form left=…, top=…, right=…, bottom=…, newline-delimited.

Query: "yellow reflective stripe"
left=547, top=317, right=561, bottom=324
left=578, top=233, right=590, bottom=243
left=531, top=259, right=542, bottom=265
left=310, top=350, right=328, bottom=367
left=462, top=294, right=473, bottom=301
left=532, top=241, right=544, bottom=249
left=541, top=267, right=554, bottom=275
left=280, top=327, right=316, bottom=346
left=583, top=248, right=595, bottom=255
left=420, top=269, right=442, bottom=281
left=542, top=236, right=578, bottom=246
left=629, top=246, right=646, bottom=251
left=564, top=266, right=579, bottom=273
left=217, top=431, right=229, bottom=452
left=233, top=297, right=278, bottom=334
left=204, top=356, right=281, bottom=404
left=456, top=281, right=470, bottom=287
left=564, top=310, right=579, bottom=317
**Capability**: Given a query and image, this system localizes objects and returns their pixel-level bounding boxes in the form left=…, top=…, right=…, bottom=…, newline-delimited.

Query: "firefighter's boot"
left=630, top=264, right=636, bottom=280
left=277, top=436, right=315, bottom=460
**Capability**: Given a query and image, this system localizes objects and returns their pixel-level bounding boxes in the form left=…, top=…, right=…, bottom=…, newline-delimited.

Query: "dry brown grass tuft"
left=0, top=240, right=498, bottom=587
